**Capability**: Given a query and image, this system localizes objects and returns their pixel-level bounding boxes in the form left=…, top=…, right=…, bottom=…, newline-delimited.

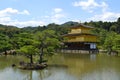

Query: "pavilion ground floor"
left=60, top=42, right=99, bottom=54
left=64, top=42, right=97, bottom=50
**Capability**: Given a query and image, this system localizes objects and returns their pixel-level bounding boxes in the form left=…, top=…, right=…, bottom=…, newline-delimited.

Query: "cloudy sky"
left=0, top=0, right=120, bottom=27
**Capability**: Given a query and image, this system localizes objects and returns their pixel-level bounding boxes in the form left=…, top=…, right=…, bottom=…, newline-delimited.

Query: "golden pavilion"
left=63, top=24, right=98, bottom=50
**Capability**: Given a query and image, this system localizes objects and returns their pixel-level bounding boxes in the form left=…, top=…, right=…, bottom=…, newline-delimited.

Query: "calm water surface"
left=0, top=54, right=120, bottom=80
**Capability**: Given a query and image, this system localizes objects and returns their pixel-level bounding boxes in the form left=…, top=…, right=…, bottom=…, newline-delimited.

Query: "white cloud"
left=8, top=20, right=45, bottom=27
left=0, top=7, right=66, bottom=27
left=0, top=18, right=45, bottom=28
left=73, top=0, right=120, bottom=22
left=0, top=8, right=30, bottom=17
left=0, top=8, right=44, bottom=28
left=0, top=17, right=11, bottom=23
left=71, top=19, right=81, bottom=23
left=44, top=8, right=66, bottom=24
left=51, top=14, right=65, bottom=23
left=100, top=2, right=108, bottom=12
left=54, top=8, right=63, bottom=13
left=73, top=0, right=108, bottom=13
left=20, top=10, right=30, bottom=15
left=0, top=8, right=31, bottom=27
left=73, top=0, right=98, bottom=8
left=89, top=11, right=120, bottom=22
left=1, top=8, right=18, bottom=14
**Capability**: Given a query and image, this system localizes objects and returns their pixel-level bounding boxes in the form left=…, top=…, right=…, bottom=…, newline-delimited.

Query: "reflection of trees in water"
left=62, top=54, right=96, bottom=76
left=63, top=54, right=120, bottom=77
left=0, top=67, right=29, bottom=80
left=39, top=69, right=52, bottom=80
left=0, top=54, right=120, bottom=80
left=22, top=54, right=120, bottom=80
left=81, top=68, right=120, bottom=80
left=90, top=54, right=96, bottom=61
left=23, top=69, right=51, bottom=80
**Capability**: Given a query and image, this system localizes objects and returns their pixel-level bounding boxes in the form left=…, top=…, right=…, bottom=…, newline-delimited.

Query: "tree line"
left=0, top=17, right=120, bottom=63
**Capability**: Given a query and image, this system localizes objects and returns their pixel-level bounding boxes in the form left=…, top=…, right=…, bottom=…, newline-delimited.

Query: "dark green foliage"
left=0, top=34, right=12, bottom=53
left=85, top=18, right=120, bottom=34
left=0, top=24, right=20, bottom=38
left=0, top=17, right=120, bottom=56
left=19, top=45, right=38, bottom=63
left=34, top=30, right=61, bottom=63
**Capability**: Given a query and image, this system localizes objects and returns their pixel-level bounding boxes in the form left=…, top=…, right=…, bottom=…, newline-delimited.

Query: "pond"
left=0, top=53, right=120, bottom=80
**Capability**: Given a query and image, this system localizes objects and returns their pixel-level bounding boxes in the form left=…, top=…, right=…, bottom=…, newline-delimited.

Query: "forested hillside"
left=0, top=17, right=120, bottom=54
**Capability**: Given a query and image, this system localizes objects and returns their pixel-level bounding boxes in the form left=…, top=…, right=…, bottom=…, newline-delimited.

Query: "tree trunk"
left=39, top=47, right=43, bottom=64
left=30, top=54, right=33, bottom=64
left=108, top=46, right=112, bottom=55
left=5, top=50, right=7, bottom=55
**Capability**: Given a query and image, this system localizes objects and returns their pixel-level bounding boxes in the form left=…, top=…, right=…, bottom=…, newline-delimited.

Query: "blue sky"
left=0, top=0, right=120, bottom=27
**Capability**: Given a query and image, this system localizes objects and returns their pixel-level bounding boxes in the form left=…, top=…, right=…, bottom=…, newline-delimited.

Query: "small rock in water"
left=12, top=64, right=16, bottom=67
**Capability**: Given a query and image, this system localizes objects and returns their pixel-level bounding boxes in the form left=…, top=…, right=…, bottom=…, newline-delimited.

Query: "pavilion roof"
left=63, top=33, right=97, bottom=37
